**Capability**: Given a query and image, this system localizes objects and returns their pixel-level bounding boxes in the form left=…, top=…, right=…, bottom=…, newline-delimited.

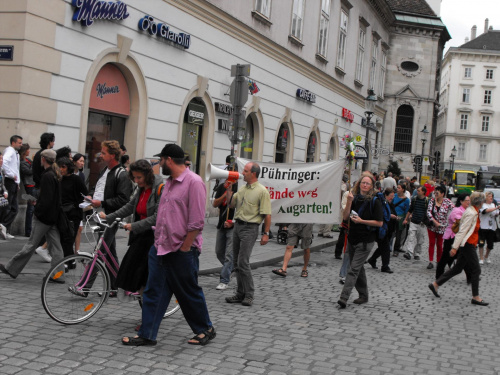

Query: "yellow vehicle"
left=452, top=170, right=476, bottom=196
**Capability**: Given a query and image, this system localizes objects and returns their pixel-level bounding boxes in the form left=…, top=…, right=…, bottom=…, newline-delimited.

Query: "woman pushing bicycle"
left=99, top=159, right=164, bottom=299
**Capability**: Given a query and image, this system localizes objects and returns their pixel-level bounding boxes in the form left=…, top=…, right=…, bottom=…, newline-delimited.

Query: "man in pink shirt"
left=122, top=144, right=215, bottom=347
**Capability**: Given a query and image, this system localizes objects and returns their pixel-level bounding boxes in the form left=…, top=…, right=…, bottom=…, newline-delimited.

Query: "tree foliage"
left=387, top=161, right=401, bottom=177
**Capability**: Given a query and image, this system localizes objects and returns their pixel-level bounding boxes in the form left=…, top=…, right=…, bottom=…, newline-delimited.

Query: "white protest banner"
left=236, top=158, right=344, bottom=224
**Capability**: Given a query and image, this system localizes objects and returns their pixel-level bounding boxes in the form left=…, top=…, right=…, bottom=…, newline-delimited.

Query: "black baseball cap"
left=154, top=143, right=185, bottom=159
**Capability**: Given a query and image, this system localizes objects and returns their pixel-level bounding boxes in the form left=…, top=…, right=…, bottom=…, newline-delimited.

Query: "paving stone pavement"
left=1, top=227, right=500, bottom=374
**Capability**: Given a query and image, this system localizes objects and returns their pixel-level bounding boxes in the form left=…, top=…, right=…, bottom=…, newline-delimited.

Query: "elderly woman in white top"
left=478, top=191, right=500, bottom=264
left=428, top=192, right=488, bottom=306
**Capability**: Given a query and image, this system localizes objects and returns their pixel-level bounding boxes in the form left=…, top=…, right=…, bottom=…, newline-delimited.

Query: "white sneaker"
left=479, top=259, right=484, bottom=265
left=5, top=233, right=14, bottom=239
left=216, top=283, right=228, bottom=290
left=486, top=258, right=492, bottom=264
left=35, top=247, right=52, bottom=263
left=0, top=224, right=6, bottom=240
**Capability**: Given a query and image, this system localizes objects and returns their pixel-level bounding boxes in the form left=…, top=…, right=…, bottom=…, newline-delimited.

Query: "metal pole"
left=419, top=140, right=425, bottom=183
left=362, top=114, right=372, bottom=172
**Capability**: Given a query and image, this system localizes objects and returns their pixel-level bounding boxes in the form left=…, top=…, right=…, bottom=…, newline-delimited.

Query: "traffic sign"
left=229, top=77, right=248, bottom=107
left=346, top=145, right=368, bottom=160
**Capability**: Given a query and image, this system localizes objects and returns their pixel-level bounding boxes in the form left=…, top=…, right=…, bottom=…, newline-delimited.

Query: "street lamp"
left=449, top=145, right=457, bottom=174
left=419, top=125, right=430, bottom=182
left=363, top=89, right=377, bottom=171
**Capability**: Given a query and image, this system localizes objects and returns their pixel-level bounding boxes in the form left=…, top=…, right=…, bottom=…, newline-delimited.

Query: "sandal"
left=122, top=336, right=157, bottom=346
left=272, top=268, right=287, bottom=277
left=188, top=327, right=216, bottom=346
left=301, top=270, right=308, bottom=278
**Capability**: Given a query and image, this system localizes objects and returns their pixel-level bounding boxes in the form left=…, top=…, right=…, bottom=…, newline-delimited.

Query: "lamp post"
left=449, top=145, right=457, bottom=174
left=419, top=125, right=430, bottom=183
left=363, top=89, right=377, bottom=171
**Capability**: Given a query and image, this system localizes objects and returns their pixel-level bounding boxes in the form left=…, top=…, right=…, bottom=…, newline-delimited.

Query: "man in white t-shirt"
left=381, top=172, right=397, bottom=191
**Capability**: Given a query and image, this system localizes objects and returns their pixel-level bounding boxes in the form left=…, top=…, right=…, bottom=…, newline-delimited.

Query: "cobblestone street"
left=1, top=247, right=500, bottom=374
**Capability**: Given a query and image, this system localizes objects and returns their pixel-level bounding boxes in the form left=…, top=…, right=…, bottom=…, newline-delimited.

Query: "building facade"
left=0, top=0, right=449, bottom=231
left=437, top=21, right=500, bottom=173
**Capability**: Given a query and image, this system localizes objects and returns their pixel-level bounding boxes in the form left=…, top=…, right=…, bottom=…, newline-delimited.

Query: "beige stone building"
left=0, top=0, right=449, bottom=233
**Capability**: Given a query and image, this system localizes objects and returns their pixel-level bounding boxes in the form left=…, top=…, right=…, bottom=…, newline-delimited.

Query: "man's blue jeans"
left=215, top=228, right=233, bottom=284
left=139, top=246, right=213, bottom=341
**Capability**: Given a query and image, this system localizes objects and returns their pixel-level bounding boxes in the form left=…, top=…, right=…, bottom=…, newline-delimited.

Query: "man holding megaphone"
left=224, top=162, right=272, bottom=307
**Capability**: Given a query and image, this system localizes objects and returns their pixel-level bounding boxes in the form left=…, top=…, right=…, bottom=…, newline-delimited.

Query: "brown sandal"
left=272, top=268, right=287, bottom=277
left=301, top=270, right=308, bottom=278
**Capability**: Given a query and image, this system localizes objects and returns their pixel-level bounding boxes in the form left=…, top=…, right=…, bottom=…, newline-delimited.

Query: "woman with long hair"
left=337, top=172, right=383, bottom=309
left=429, top=192, right=488, bottom=306
left=99, top=159, right=164, bottom=297
left=435, top=193, right=470, bottom=279
left=478, top=191, right=499, bottom=264
left=72, top=153, right=86, bottom=184
left=19, top=143, right=35, bottom=237
left=0, top=149, right=65, bottom=280
left=426, top=185, right=453, bottom=270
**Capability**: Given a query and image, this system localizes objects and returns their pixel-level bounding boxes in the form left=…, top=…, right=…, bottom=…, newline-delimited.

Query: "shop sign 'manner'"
left=72, top=0, right=130, bottom=27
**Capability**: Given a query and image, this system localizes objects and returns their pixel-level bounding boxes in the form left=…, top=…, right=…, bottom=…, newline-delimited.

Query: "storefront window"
left=275, top=123, right=290, bottom=163
left=240, top=116, right=254, bottom=160
left=306, top=132, right=317, bottom=162
left=328, top=136, right=335, bottom=160
left=85, top=112, right=125, bottom=191
left=181, top=100, right=206, bottom=174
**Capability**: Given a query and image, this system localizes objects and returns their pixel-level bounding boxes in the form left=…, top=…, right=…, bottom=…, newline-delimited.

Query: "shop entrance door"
left=85, top=112, right=125, bottom=191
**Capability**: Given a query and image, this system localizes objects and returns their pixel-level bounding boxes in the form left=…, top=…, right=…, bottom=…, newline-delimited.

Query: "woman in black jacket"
left=0, top=149, right=65, bottom=281
left=57, top=157, right=88, bottom=260
left=366, top=188, right=399, bottom=274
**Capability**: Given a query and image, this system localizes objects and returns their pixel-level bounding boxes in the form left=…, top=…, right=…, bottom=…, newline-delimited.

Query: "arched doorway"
left=275, top=123, right=291, bottom=163
left=181, top=99, right=207, bottom=174
left=393, top=105, right=414, bottom=153
left=85, top=63, right=130, bottom=190
left=240, top=116, right=255, bottom=160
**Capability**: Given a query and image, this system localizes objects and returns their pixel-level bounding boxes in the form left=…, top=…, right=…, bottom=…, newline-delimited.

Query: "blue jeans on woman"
left=138, top=245, right=213, bottom=341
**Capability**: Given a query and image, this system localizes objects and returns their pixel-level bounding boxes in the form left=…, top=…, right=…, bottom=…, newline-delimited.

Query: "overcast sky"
left=440, top=0, right=500, bottom=50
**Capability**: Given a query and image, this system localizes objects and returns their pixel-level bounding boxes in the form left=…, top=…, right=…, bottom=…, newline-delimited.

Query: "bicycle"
left=41, top=210, right=180, bottom=324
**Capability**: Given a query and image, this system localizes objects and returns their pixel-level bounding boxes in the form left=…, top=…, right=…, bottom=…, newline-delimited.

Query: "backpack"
left=357, top=192, right=391, bottom=239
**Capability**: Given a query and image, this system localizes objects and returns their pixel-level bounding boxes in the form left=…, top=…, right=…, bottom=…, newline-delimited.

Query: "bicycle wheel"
left=138, top=296, right=180, bottom=318
left=41, top=254, right=110, bottom=324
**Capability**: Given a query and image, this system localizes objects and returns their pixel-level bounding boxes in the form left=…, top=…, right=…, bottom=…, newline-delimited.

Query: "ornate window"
left=317, top=0, right=330, bottom=57
left=460, top=114, right=468, bottom=130
left=291, top=0, right=305, bottom=40
left=255, top=0, right=271, bottom=18
left=355, top=27, right=366, bottom=83
left=336, top=10, right=348, bottom=69
left=484, top=90, right=492, bottom=104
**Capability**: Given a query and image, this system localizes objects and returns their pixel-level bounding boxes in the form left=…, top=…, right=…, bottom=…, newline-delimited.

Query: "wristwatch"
left=263, top=232, right=270, bottom=236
